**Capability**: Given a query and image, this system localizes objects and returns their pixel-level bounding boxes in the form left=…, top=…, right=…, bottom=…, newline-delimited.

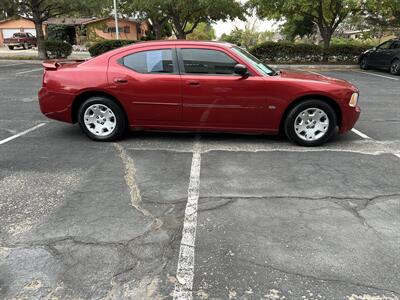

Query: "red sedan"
left=38, top=40, right=360, bottom=146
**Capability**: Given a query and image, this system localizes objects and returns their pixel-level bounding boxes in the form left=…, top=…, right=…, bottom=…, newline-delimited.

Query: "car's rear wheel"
left=284, top=100, right=337, bottom=146
left=360, top=56, right=369, bottom=70
left=23, top=43, right=28, bottom=50
left=8, top=46, right=14, bottom=50
left=78, top=97, right=127, bottom=141
left=390, top=59, right=400, bottom=75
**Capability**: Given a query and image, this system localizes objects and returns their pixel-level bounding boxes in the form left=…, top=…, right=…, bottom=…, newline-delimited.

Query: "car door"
left=177, top=47, right=268, bottom=130
left=107, top=46, right=182, bottom=124
left=370, top=40, right=393, bottom=67
left=388, top=40, right=400, bottom=61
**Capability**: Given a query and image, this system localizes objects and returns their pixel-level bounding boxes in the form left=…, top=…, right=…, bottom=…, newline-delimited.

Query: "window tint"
left=181, top=49, right=237, bottom=74
left=123, top=49, right=175, bottom=74
left=391, top=41, right=400, bottom=49
left=377, top=41, right=392, bottom=49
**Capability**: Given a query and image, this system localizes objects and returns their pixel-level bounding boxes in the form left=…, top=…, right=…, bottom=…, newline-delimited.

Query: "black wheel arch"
left=279, top=95, right=342, bottom=134
left=71, top=91, right=129, bottom=124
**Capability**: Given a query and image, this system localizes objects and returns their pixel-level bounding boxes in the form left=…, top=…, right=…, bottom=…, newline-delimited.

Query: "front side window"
left=181, top=49, right=237, bottom=75
left=122, top=49, right=175, bottom=74
left=377, top=41, right=392, bottom=49
left=232, top=46, right=276, bottom=76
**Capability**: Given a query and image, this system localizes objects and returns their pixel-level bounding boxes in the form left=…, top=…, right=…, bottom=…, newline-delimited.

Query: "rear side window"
left=181, top=49, right=237, bottom=75
left=122, top=49, right=175, bottom=74
left=391, top=41, right=400, bottom=49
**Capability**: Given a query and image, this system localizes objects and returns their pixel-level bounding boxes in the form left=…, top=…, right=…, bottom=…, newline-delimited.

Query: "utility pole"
left=113, top=0, right=119, bottom=40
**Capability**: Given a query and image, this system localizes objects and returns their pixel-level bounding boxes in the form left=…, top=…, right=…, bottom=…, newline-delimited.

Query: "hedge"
left=45, top=41, right=72, bottom=59
left=88, top=40, right=137, bottom=57
left=250, top=42, right=371, bottom=63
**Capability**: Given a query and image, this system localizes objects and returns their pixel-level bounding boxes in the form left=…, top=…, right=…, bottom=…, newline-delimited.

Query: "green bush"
left=250, top=42, right=370, bottom=63
left=88, top=40, right=137, bottom=57
left=45, top=41, right=72, bottom=59
left=47, top=25, right=70, bottom=42
left=323, top=44, right=371, bottom=62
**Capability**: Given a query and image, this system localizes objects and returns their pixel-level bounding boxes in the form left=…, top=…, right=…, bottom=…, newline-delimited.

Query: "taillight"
left=42, top=71, right=47, bottom=86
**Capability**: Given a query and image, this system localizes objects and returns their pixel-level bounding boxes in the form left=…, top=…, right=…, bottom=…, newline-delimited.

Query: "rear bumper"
left=38, top=87, right=74, bottom=123
left=339, top=105, right=361, bottom=133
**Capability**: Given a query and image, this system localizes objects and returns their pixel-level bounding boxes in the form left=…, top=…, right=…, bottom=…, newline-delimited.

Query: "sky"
left=213, top=17, right=279, bottom=38
left=212, top=0, right=281, bottom=38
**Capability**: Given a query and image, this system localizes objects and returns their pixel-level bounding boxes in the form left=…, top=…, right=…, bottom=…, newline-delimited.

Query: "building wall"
left=86, top=19, right=140, bottom=42
left=0, top=19, right=36, bottom=46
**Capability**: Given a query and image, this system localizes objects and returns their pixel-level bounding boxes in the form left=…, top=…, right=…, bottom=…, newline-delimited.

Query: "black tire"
left=23, top=43, right=28, bottom=50
left=390, top=59, right=400, bottom=75
left=8, top=46, right=14, bottom=50
left=78, top=97, right=127, bottom=142
left=284, top=99, right=337, bottom=147
left=360, top=56, right=369, bottom=70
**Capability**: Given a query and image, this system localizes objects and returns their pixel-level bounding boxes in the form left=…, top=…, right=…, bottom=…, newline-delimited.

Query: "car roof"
left=132, top=40, right=234, bottom=48
left=84, top=40, right=237, bottom=66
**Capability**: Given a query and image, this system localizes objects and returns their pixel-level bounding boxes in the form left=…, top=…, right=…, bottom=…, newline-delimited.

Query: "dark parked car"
left=3, top=32, right=37, bottom=50
left=359, top=38, right=400, bottom=75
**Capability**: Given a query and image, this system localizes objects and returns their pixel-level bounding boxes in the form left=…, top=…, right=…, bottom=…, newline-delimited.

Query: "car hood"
left=278, top=69, right=356, bottom=89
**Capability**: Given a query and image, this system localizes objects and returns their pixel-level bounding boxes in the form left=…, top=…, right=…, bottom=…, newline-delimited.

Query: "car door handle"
left=114, top=78, right=128, bottom=83
left=186, top=80, right=200, bottom=86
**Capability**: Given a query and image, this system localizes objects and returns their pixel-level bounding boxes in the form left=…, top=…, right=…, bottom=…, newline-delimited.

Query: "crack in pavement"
left=198, top=194, right=400, bottom=211
left=113, top=143, right=163, bottom=231
left=197, top=195, right=400, bottom=237
left=235, top=257, right=400, bottom=296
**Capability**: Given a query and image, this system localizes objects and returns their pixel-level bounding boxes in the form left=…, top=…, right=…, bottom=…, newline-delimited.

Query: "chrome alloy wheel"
left=294, top=108, right=330, bottom=141
left=83, top=104, right=116, bottom=137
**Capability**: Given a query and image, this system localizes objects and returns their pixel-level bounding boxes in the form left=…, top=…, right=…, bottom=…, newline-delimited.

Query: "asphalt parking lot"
left=0, top=61, right=399, bottom=300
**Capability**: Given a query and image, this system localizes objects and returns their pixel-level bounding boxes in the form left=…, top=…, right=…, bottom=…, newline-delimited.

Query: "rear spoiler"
left=42, top=59, right=86, bottom=70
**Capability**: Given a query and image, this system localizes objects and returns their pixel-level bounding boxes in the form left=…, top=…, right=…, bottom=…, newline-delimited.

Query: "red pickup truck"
left=3, top=32, right=37, bottom=50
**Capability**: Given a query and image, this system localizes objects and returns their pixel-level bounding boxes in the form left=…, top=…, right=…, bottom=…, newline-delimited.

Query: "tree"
left=0, top=0, right=17, bottom=19
left=121, top=0, right=170, bottom=40
left=16, top=0, right=108, bottom=59
left=187, top=22, right=216, bottom=40
left=250, top=0, right=361, bottom=48
left=165, top=0, right=245, bottom=39
left=364, top=0, right=400, bottom=31
left=280, top=15, right=316, bottom=42
left=219, top=21, right=275, bottom=48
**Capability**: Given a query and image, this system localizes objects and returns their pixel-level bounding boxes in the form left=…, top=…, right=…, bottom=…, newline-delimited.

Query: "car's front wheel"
left=390, top=59, right=400, bottom=75
left=78, top=97, right=127, bottom=141
left=8, top=46, right=14, bottom=50
left=360, top=56, right=369, bottom=70
left=284, top=100, right=337, bottom=146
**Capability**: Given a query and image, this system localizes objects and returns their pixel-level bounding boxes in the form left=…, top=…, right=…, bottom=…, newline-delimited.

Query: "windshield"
left=231, top=46, right=277, bottom=76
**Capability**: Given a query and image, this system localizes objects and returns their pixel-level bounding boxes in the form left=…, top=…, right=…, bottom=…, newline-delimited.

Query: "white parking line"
left=0, top=63, right=24, bottom=68
left=15, top=68, right=43, bottom=75
left=174, top=141, right=201, bottom=300
left=0, top=123, right=46, bottom=145
left=351, top=128, right=371, bottom=140
left=354, top=70, right=399, bottom=81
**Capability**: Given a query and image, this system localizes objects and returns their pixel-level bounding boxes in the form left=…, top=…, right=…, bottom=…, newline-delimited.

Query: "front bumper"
left=339, top=105, right=361, bottom=133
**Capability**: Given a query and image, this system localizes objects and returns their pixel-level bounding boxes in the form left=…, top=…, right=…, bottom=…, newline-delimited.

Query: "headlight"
left=349, top=92, right=358, bottom=107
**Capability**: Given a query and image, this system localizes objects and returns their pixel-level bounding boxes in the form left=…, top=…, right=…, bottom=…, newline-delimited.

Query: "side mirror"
left=234, top=64, right=249, bottom=77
